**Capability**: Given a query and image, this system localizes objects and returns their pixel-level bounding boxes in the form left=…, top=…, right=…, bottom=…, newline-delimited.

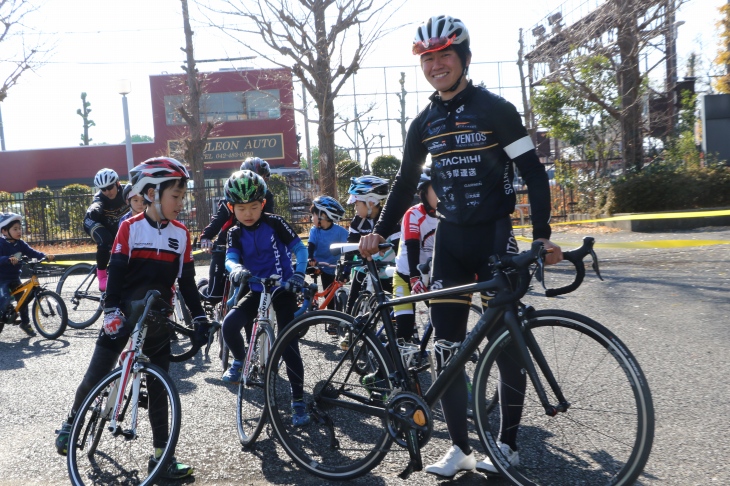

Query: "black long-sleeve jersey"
left=83, top=188, right=128, bottom=235
left=375, top=81, right=552, bottom=240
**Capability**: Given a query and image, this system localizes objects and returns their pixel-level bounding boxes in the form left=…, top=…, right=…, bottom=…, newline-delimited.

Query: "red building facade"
left=0, top=68, right=299, bottom=193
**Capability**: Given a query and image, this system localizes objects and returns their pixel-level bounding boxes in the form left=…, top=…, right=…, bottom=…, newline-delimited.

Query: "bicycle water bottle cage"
left=433, top=339, right=461, bottom=370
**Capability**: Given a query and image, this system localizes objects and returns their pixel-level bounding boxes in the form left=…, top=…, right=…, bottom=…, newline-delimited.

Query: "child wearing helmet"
left=219, top=170, right=311, bottom=426
left=0, top=213, right=55, bottom=336
left=56, top=157, right=209, bottom=480
left=391, top=168, right=438, bottom=341
left=119, top=183, right=146, bottom=224
left=307, top=196, right=348, bottom=308
left=83, top=168, right=128, bottom=291
left=359, top=15, right=563, bottom=478
left=197, top=158, right=274, bottom=304
left=344, top=175, right=398, bottom=315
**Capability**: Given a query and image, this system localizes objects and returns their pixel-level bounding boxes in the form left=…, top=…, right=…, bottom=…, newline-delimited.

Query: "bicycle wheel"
left=32, top=290, right=68, bottom=339
left=67, top=362, right=182, bottom=486
left=266, top=310, right=395, bottom=480
left=237, top=323, right=275, bottom=447
left=472, top=309, right=655, bottom=486
left=56, top=263, right=102, bottom=329
left=169, top=289, right=200, bottom=363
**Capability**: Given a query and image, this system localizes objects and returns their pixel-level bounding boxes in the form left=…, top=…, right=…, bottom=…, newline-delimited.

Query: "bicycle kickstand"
left=398, top=429, right=423, bottom=480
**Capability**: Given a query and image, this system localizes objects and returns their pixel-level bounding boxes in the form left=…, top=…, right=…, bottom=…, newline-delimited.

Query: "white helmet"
left=94, top=168, right=119, bottom=189
left=413, top=15, right=470, bottom=55
left=0, top=212, right=22, bottom=231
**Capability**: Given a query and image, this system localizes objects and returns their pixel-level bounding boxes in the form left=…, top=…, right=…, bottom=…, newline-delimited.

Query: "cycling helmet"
left=312, top=196, right=346, bottom=222
left=129, top=157, right=190, bottom=198
left=346, top=175, right=389, bottom=204
left=240, top=157, right=271, bottom=178
left=93, top=168, right=119, bottom=189
left=0, top=212, right=22, bottom=232
left=417, top=166, right=437, bottom=216
left=413, top=16, right=469, bottom=55
left=122, top=183, right=141, bottom=202
left=224, top=170, right=267, bottom=205
left=129, top=157, right=190, bottom=218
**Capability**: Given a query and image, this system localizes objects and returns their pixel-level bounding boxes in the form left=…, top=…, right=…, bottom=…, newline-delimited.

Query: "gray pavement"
left=0, top=225, right=728, bottom=485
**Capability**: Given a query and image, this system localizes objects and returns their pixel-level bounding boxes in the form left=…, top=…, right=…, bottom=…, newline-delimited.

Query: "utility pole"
left=302, top=83, right=313, bottom=182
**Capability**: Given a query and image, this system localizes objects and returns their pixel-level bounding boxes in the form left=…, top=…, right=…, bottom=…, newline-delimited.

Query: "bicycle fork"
left=505, top=308, right=570, bottom=416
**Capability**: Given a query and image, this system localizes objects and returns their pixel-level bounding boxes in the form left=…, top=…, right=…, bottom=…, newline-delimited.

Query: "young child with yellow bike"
left=0, top=213, right=55, bottom=336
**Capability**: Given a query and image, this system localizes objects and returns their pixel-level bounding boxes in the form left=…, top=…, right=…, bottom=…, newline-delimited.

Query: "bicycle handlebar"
left=545, top=237, right=603, bottom=297
left=490, top=237, right=602, bottom=305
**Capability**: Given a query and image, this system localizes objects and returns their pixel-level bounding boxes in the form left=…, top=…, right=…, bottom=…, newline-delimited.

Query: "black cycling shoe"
left=148, top=455, right=194, bottom=480
left=55, top=420, right=72, bottom=456
left=19, top=321, right=36, bottom=337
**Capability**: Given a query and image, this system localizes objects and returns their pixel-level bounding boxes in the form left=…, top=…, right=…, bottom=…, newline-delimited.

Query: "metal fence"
left=1, top=172, right=575, bottom=246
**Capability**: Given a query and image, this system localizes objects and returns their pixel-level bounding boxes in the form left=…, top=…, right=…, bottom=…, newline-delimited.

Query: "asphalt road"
left=1, top=226, right=728, bottom=485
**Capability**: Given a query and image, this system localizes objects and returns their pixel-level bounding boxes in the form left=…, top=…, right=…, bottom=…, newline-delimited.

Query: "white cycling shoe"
left=424, top=444, right=476, bottom=478
left=476, top=441, right=520, bottom=474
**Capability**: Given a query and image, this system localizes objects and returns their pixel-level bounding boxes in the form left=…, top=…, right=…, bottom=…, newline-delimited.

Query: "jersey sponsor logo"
left=436, top=154, right=481, bottom=167
left=464, top=181, right=482, bottom=188
left=441, top=168, right=478, bottom=179
left=427, top=139, right=447, bottom=152
left=426, top=120, right=446, bottom=135
left=502, top=161, right=514, bottom=195
left=465, top=192, right=480, bottom=199
left=456, top=105, right=464, bottom=113
left=454, top=121, right=477, bottom=130
left=168, top=238, right=179, bottom=250
left=454, top=132, right=487, bottom=145
left=430, top=279, right=444, bottom=290
left=271, top=234, right=283, bottom=276
left=506, top=232, right=519, bottom=254
left=114, top=243, right=122, bottom=253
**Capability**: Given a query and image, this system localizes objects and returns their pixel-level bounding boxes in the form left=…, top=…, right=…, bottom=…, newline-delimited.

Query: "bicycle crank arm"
left=398, top=430, right=423, bottom=480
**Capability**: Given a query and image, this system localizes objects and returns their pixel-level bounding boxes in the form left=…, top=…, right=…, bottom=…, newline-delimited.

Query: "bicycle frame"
left=7, top=259, right=48, bottom=313
left=242, top=280, right=276, bottom=386
left=104, top=292, right=160, bottom=439
left=326, top=240, right=594, bottom=422
left=71, top=264, right=101, bottom=306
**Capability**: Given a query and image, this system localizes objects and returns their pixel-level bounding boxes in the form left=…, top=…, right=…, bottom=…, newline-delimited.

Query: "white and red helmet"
left=129, top=157, right=190, bottom=199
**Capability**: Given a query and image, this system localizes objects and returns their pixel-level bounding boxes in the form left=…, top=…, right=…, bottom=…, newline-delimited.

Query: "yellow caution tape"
left=515, top=236, right=730, bottom=248
left=514, top=209, right=730, bottom=228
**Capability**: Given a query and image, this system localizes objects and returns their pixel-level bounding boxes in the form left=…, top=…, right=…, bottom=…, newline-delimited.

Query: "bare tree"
left=526, top=0, right=687, bottom=171
left=176, top=0, right=214, bottom=230
left=206, top=0, right=404, bottom=197
left=0, top=0, right=45, bottom=102
left=338, top=111, right=379, bottom=172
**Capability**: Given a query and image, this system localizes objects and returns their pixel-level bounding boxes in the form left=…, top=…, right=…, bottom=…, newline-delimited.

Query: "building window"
left=164, top=90, right=281, bottom=126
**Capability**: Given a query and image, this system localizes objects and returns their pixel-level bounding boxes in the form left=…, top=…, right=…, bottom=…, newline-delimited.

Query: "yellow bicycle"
left=0, top=257, right=68, bottom=339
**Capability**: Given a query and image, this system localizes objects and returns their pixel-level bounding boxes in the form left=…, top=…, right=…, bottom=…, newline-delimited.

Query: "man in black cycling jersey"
left=198, top=157, right=275, bottom=305
left=359, top=15, right=562, bottom=479
left=83, top=168, right=128, bottom=291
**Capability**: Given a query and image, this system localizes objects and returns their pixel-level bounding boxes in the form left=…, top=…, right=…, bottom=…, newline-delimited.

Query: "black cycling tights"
left=430, top=217, right=524, bottom=454
left=90, top=226, right=114, bottom=271
left=70, top=329, right=172, bottom=449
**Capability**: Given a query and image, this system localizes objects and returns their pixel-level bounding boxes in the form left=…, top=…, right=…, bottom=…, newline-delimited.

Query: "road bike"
left=56, top=262, right=103, bottom=329
left=0, top=257, right=68, bottom=339
left=263, top=238, right=655, bottom=485
left=305, top=260, right=349, bottom=313
left=65, top=289, right=213, bottom=486
left=231, top=274, right=314, bottom=447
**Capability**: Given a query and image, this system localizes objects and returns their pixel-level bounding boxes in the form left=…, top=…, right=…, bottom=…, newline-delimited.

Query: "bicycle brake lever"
left=533, top=257, right=547, bottom=290
left=590, top=249, right=604, bottom=281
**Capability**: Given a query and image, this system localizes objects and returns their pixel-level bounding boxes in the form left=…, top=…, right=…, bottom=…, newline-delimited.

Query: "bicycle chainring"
left=385, top=391, right=433, bottom=448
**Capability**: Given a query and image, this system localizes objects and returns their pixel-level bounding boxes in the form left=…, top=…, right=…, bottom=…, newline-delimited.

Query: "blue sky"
left=0, top=0, right=723, bottom=156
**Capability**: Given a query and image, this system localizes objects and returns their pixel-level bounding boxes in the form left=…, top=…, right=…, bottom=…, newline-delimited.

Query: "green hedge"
left=60, top=184, right=93, bottom=237
left=24, top=187, right=57, bottom=239
left=604, top=165, right=730, bottom=214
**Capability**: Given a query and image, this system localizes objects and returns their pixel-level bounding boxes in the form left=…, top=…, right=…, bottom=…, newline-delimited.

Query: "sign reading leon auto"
left=168, top=134, right=284, bottom=164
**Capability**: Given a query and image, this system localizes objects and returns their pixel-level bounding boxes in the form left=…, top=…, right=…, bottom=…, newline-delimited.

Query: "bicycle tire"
left=237, top=323, right=275, bottom=447
left=169, top=289, right=202, bottom=363
left=265, top=310, right=395, bottom=480
left=56, top=263, right=103, bottom=329
left=32, top=290, right=68, bottom=339
left=67, top=362, right=182, bottom=486
left=472, top=309, right=655, bottom=486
